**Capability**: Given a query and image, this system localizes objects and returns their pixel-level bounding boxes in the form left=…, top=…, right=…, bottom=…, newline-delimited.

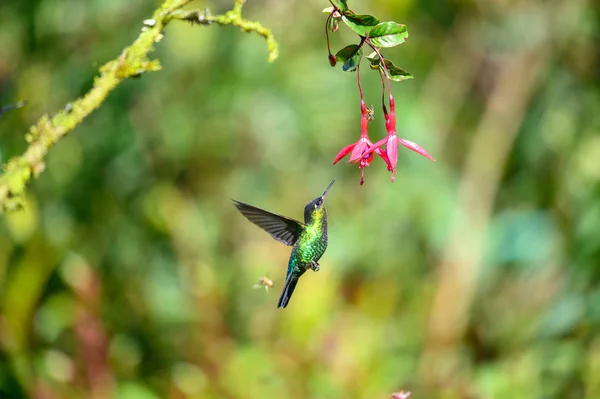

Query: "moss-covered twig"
left=0, top=0, right=277, bottom=213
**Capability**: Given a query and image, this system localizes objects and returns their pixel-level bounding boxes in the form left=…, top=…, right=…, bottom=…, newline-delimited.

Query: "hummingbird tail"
left=277, top=273, right=300, bottom=309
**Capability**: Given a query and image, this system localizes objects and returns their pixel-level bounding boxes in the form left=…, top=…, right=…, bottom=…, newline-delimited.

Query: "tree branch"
left=0, top=0, right=278, bottom=213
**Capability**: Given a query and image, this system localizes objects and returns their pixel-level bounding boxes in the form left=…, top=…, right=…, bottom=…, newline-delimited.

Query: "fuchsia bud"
left=328, top=54, right=337, bottom=67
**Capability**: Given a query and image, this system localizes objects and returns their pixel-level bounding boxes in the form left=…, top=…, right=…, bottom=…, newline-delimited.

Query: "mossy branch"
left=0, top=0, right=278, bottom=213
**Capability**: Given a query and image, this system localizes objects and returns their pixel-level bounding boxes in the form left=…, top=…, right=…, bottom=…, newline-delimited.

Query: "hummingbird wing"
left=232, top=200, right=304, bottom=246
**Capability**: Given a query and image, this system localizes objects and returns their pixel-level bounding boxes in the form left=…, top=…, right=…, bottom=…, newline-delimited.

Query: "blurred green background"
left=1, top=0, right=599, bottom=398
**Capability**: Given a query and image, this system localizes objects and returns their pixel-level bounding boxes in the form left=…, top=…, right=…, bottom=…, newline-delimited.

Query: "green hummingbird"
left=232, top=179, right=335, bottom=308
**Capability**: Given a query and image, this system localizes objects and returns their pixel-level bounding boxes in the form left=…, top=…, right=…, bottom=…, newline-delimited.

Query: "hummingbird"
left=232, top=179, right=335, bottom=308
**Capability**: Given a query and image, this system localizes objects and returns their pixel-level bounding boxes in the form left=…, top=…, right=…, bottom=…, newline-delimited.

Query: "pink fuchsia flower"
left=390, top=391, right=411, bottom=399
left=365, top=95, right=434, bottom=181
left=333, top=100, right=393, bottom=185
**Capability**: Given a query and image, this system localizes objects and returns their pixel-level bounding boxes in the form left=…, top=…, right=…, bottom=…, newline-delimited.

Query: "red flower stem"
left=357, top=63, right=369, bottom=138
left=378, top=68, right=387, bottom=117
left=367, top=42, right=392, bottom=99
left=357, top=63, right=364, bottom=102
left=355, top=36, right=367, bottom=104
left=325, top=13, right=333, bottom=56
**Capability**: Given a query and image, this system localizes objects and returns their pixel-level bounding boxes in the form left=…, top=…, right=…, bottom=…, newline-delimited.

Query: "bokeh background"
left=1, top=0, right=599, bottom=397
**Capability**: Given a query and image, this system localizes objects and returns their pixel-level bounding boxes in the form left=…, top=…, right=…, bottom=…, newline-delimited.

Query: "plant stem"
left=357, top=63, right=364, bottom=102
left=367, top=41, right=392, bottom=98
left=378, top=68, right=388, bottom=117
left=325, top=13, right=334, bottom=56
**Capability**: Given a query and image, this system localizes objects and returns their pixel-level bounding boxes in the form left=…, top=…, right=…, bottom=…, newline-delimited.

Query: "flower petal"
left=362, top=136, right=387, bottom=159
left=386, top=135, right=399, bottom=171
left=374, top=147, right=393, bottom=171
left=349, top=138, right=369, bottom=163
left=333, top=143, right=356, bottom=164
left=398, top=138, right=435, bottom=161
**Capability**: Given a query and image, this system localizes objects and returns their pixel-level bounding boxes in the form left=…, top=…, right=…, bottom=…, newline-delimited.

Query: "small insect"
left=366, top=105, right=375, bottom=122
left=253, top=276, right=274, bottom=292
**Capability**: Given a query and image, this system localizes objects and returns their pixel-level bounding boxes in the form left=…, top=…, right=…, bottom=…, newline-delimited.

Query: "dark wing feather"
left=232, top=200, right=304, bottom=246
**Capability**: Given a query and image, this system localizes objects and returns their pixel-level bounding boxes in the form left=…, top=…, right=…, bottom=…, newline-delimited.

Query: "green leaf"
left=366, top=53, right=413, bottom=81
left=335, top=45, right=359, bottom=62
left=383, top=60, right=413, bottom=81
left=330, top=0, right=348, bottom=12
left=366, top=51, right=378, bottom=64
left=343, top=48, right=363, bottom=72
left=368, top=22, right=408, bottom=48
left=342, top=14, right=380, bottom=36
left=335, top=45, right=363, bottom=72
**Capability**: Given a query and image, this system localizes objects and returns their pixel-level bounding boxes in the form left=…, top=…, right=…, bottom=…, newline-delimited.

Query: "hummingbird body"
left=279, top=205, right=329, bottom=308
left=232, top=180, right=335, bottom=308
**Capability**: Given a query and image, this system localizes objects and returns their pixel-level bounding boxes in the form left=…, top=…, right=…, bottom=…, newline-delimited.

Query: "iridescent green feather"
left=287, top=206, right=328, bottom=273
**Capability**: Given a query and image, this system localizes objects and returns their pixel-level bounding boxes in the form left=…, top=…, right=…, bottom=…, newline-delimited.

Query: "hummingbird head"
left=303, top=179, right=335, bottom=224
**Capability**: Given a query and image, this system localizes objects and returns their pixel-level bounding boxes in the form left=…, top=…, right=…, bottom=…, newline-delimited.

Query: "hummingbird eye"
left=315, top=199, right=322, bottom=208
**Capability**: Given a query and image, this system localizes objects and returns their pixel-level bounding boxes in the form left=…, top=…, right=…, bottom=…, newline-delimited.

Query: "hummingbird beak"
left=321, top=179, right=336, bottom=199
